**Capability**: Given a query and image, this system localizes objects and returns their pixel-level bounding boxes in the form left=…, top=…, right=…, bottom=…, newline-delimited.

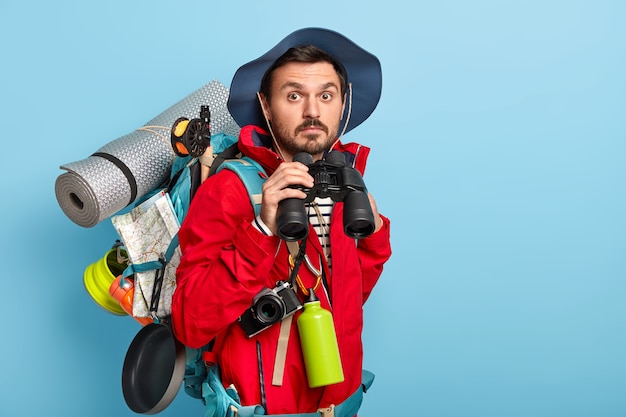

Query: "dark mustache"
left=295, top=118, right=328, bottom=134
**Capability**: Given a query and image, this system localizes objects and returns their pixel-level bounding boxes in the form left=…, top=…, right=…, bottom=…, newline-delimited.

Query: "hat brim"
left=227, top=27, right=382, bottom=134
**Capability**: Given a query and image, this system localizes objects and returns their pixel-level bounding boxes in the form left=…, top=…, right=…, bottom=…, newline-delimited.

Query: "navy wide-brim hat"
left=227, top=27, right=382, bottom=134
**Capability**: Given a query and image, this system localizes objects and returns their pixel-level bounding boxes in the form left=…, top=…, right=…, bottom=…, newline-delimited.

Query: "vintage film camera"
left=238, top=281, right=303, bottom=337
left=276, top=151, right=376, bottom=241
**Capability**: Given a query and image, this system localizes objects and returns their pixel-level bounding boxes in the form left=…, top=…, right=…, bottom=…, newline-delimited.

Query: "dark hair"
left=259, top=45, right=348, bottom=101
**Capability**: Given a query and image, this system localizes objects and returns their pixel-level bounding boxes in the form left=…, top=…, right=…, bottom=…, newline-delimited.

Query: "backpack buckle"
left=318, top=404, right=335, bottom=417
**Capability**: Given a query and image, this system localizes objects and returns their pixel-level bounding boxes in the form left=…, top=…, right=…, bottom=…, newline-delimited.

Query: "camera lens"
left=254, top=296, right=285, bottom=325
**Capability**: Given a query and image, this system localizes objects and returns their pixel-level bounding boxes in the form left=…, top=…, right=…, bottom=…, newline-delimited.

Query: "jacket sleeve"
left=356, top=213, right=391, bottom=303
left=171, top=169, right=280, bottom=348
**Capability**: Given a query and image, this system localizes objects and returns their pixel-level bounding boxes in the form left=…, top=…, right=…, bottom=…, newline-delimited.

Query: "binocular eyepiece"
left=276, top=151, right=376, bottom=241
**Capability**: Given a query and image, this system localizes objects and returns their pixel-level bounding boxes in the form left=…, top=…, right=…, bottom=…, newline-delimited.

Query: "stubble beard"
left=274, top=118, right=339, bottom=157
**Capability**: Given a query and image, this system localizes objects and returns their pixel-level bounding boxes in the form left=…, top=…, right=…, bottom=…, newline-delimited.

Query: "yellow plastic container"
left=84, top=248, right=128, bottom=315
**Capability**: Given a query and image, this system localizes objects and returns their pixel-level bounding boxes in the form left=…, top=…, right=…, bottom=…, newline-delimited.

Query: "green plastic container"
left=297, top=289, right=344, bottom=387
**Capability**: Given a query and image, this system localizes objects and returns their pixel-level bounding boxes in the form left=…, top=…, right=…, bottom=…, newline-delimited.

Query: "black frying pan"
left=121, top=323, right=186, bottom=414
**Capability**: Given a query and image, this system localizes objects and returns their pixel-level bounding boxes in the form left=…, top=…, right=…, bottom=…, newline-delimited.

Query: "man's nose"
left=303, top=98, right=320, bottom=119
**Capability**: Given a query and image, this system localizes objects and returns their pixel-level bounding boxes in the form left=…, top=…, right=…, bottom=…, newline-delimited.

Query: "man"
left=172, top=28, right=391, bottom=416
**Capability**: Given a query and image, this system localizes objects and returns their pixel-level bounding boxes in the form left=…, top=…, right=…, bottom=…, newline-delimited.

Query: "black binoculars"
left=276, top=151, right=375, bottom=241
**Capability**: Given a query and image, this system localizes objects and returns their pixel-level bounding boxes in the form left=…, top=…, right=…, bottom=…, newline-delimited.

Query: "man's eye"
left=287, top=93, right=301, bottom=101
left=321, top=92, right=333, bottom=101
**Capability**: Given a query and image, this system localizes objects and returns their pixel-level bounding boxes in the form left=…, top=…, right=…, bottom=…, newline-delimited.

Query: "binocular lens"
left=346, top=219, right=375, bottom=238
left=276, top=198, right=309, bottom=241
left=343, top=191, right=375, bottom=239
left=278, top=222, right=309, bottom=242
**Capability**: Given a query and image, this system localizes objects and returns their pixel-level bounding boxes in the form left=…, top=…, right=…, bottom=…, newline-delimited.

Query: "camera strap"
left=272, top=240, right=306, bottom=386
left=271, top=314, right=293, bottom=387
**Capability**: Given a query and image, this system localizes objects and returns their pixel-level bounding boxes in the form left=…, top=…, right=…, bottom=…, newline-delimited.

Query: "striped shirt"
left=307, top=197, right=333, bottom=267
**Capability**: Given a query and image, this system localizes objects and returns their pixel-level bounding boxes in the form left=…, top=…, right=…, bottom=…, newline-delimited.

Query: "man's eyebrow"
left=321, top=82, right=340, bottom=91
left=279, top=81, right=304, bottom=91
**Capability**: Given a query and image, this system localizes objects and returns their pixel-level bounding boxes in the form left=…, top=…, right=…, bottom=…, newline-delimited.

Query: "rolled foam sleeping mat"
left=55, top=80, right=240, bottom=228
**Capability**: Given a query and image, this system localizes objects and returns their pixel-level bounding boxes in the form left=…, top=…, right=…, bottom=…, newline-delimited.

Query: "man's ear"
left=341, top=93, right=347, bottom=120
left=257, top=92, right=271, bottom=122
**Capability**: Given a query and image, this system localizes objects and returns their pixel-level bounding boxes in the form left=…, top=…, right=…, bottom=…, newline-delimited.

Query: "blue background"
left=1, top=1, right=625, bottom=416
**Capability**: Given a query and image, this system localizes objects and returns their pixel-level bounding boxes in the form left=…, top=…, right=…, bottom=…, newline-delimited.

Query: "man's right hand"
left=259, top=161, right=314, bottom=236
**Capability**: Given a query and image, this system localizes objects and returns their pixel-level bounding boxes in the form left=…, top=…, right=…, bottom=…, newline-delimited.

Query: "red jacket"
left=172, top=125, right=392, bottom=414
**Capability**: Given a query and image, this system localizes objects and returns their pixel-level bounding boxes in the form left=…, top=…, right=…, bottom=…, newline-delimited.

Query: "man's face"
left=261, top=61, right=345, bottom=161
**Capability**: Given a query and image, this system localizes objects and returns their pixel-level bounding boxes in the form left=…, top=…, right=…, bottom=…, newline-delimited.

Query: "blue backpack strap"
left=215, top=157, right=266, bottom=216
left=201, top=365, right=242, bottom=417
left=233, top=370, right=374, bottom=417
left=362, top=369, right=375, bottom=392
left=230, top=371, right=374, bottom=417
left=121, top=260, right=163, bottom=279
left=117, top=237, right=178, bottom=323
left=119, top=233, right=178, bottom=280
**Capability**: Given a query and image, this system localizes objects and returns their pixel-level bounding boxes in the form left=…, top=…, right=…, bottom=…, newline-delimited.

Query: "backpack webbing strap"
left=92, top=151, right=138, bottom=206
left=216, top=157, right=266, bottom=216
left=120, top=233, right=179, bottom=280
left=117, top=231, right=179, bottom=320
left=209, top=142, right=241, bottom=176
left=121, top=260, right=163, bottom=279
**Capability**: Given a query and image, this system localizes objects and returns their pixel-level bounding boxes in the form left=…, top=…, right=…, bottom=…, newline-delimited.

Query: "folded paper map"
left=111, top=190, right=180, bottom=318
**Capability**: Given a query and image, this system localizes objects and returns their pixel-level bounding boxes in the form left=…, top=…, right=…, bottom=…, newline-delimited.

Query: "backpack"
left=108, top=130, right=267, bottom=413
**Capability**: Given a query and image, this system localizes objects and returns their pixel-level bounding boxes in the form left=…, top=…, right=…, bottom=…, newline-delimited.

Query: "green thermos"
left=297, top=288, right=344, bottom=387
